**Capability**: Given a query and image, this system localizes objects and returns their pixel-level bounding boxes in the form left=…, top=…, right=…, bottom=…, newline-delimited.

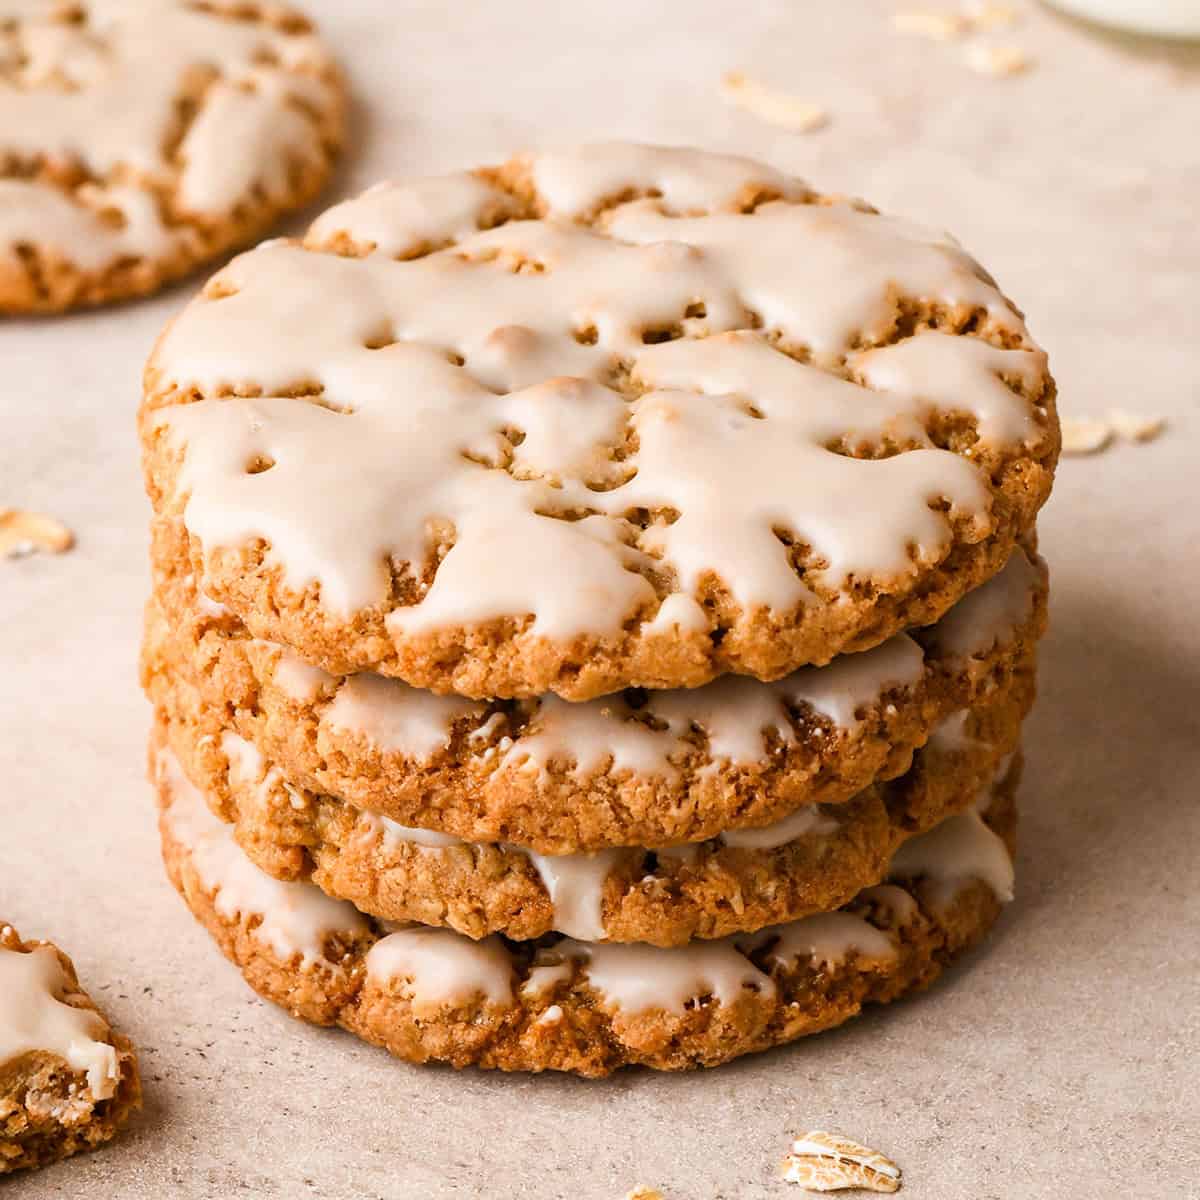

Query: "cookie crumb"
left=0, top=508, right=75, bottom=559
left=964, top=42, right=1033, bottom=76
left=892, top=9, right=970, bottom=40
left=782, top=1131, right=901, bottom=1193
left=624, top=1188, right=664, bottom=1200
left=720, top=72, right=828, bottom=132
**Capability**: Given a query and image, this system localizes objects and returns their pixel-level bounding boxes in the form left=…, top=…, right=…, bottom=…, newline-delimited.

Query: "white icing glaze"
left=929, top=549, right=1039, bottom=661
left=610, top=334, right=992, bottom=609
left=372, top=813, right=462, bottom=851
left=927, top=709, right=981, bottom=754
left=769, top=633, right=928, bottom=730
left=324, top=673, right=484, bottom=759
left=607, top=201, right=1022, bottom=362
left=0, top=178, right=175, bottom=270
left=858, top=883, right=921, bottom=924
left=364, top=927, right=513, bottom=1013
left=520, top=959, right=574, bottom=999
left=644, top=591, right=709, bottom=635
left=151, top=145, right=1043, bottom=637
left=522, top=848, right=622, bottom=941
left=563, top=937, right=775, bottom=1015
left=500, top=695, right=677, bottom=779
left=0, top=939, right=119, bottom=1100
left=0, top=0, right=338, bottom=265
left=720, top=804, right=838, bottom=851
left=220, top=730, right=264, bottom=786
left=748, top=911, right=896, bottom=968
left=175, top=73, right=324, bottom=216
left=530, top=141, right=808, bottom=218
left=308, top=173, right=515, bottom=259
left=645, top=631, right=925, bottom=764
left=270, top=649, right=335, bottom=703
left=888, top=809, right=1014, bottom=908
left=160, top=747, right=369, bottom=964
left=852, top=332, right=1046, bottom=447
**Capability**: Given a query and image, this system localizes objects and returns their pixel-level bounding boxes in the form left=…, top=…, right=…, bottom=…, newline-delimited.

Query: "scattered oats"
left=720, top=72, right=828, bottom=133
left=963, top=1, right=1020, bottom=29
left=0, top=508, right=75, bottom=559
left=1060, top=418, right=1114, bottom=455
left=892, top=8, right=970, bottom=40
left=624, top=1188, right=665, bottom=1200
left=1061, top=412, right=1166, bottom=455
left=1108, top=409, right=1166, bottom=443
left=964, top=42, right=1033, bottom=76
left=782, top=1131, right=901, bottom=1193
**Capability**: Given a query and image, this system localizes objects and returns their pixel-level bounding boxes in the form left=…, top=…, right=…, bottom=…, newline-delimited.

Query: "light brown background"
left=2, top=2, right=1198, bottom=1196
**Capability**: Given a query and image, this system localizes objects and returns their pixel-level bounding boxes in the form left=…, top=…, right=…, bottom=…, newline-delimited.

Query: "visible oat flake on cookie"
left=783, top=1131, right=901, bottom=1193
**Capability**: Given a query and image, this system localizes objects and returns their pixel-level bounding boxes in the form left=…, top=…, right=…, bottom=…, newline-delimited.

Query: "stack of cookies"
left=138, top=143, right=1058, bottom=1077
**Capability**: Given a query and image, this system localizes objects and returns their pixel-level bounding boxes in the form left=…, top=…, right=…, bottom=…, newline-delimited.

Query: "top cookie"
left=0, top=0, right=344, bottom=314
left=141, top=142, right=1059, bottom=700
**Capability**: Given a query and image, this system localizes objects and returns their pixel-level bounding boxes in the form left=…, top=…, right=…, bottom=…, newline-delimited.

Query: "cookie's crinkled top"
left=0, top=928, right=120, bottom=1100
left=144, top=142, right=1055, bottom=695
left=0, top=0, right=338, bottom=269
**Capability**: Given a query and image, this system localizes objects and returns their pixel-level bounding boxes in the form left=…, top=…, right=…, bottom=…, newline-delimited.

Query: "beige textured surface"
left=1, top=1, right=1197, bottom=1195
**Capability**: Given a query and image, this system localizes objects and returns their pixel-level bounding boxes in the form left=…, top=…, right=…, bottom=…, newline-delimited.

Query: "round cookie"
left=142, top=542, right=1046, bottom=852
left=139, top=141, right=1059, bottom=700
left=151, top=664, right=1030, bottom=944
left=0, top=0, right=344, bottom=314
left=0, top=923, right=141, bottom=1175
left=155, top=745, right=1018, bottom=1076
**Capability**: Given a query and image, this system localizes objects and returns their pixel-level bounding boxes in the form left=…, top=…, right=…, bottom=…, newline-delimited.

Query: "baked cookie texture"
left=0, top=924, right=140, bottom=1175
left=142, top=540, right=1046, bottom=850
left=155, top=742, right=1019, bottom=1076
left=0, top=0, right=344, bottom=314
left=150, top=660, right=1032, bottom=944
left=139, top=141, right=1059, bottom=700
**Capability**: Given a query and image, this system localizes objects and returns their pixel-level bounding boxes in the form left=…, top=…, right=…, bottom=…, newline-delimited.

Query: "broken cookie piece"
left=0, top=923, right=140, bottom=1176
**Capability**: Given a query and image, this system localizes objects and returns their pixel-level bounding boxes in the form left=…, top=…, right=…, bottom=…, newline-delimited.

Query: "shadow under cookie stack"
left=138, top=142, right=1059, bottom=1077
